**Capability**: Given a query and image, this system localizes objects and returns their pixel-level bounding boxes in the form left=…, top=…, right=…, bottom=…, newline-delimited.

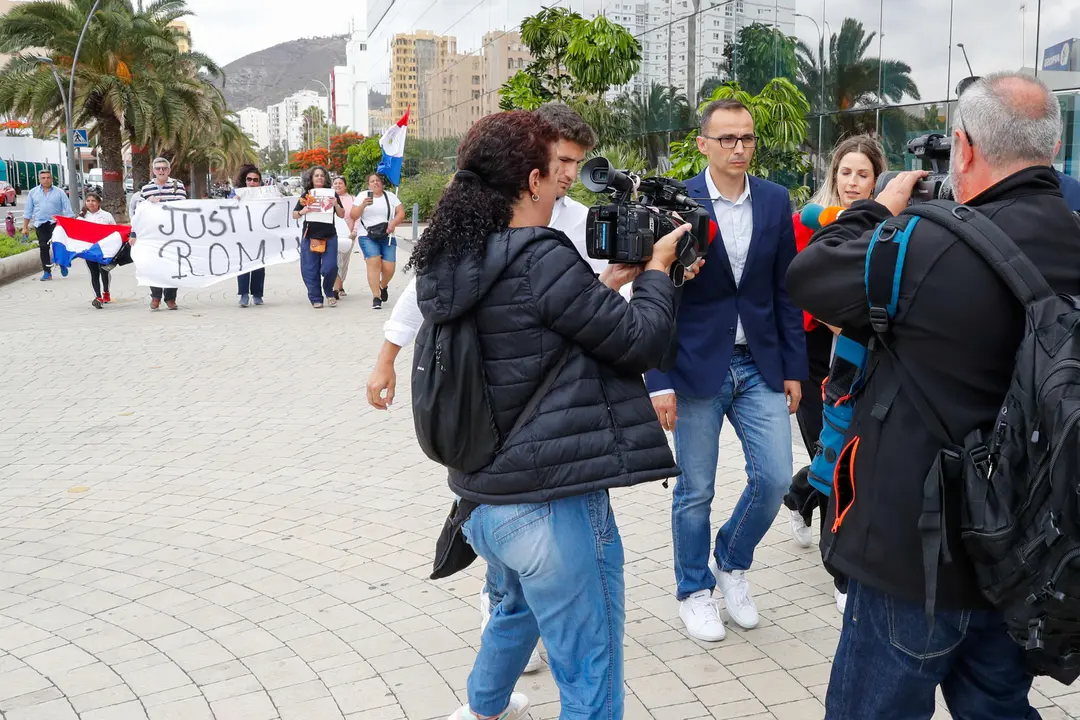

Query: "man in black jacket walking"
left=788, top=72, right=1080, bottom=718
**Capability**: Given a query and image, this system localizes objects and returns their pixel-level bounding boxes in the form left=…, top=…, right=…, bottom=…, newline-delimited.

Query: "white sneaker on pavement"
left=479, top=589, right=545, bottom=673
left=714, top=565, right=760, bottom=630
left=789, top=508, right=813, bottom=548
left=835, top=588, right=847, bottom=615
left=448, top=692, right=531, bottom=720
left=679, top=589, right=726, bottom=641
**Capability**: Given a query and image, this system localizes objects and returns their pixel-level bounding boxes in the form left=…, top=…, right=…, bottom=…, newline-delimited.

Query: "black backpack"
left=873, top=201, right=1080, bottom=684
left=412, top=314, right=570, bottom=474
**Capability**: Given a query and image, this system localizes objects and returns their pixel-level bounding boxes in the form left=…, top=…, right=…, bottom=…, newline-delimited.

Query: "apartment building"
left=390, top=31, right=457, bottom=137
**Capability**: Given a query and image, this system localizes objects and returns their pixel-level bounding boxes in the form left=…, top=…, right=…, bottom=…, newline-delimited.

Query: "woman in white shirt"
left=356, top=173, right=406, bottom=310
left=80, top=192, right=117, bottom=309
left=331, top=176, right=357, bottom=299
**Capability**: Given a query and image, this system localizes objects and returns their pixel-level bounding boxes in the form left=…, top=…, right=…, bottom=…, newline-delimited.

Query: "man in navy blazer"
left=648, top=98, right=807, bottom=642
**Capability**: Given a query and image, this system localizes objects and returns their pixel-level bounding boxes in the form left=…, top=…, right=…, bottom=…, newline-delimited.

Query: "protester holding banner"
left=77, top=192, right=117, bottom=309
left=331, top=176, right=358, bottom=299
left=231, top=164, right=267, bottom=307
left=139, top=157, right=187, bottom=310
left=356, top=173, right=405, bottom=310
left=291, top=165, right=345, bottom=308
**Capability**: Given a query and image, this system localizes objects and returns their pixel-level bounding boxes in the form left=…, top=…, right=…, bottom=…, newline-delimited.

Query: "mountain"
left=219, top=36, right=348, bottom=111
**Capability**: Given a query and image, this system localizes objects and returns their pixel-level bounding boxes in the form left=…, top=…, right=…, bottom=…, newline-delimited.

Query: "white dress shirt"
left=705, top=168, right=753, bottom=346
left=384, top=194, right=604, bottom=347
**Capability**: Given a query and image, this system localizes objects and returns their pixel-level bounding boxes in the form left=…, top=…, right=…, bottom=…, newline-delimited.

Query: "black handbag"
left=361, top=193, right=392, bottom=241
left=429, top=345, right=573, bottom=580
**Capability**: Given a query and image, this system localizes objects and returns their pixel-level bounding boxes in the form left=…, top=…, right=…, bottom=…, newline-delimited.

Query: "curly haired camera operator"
left=789, top=72, right=1080, bottom=718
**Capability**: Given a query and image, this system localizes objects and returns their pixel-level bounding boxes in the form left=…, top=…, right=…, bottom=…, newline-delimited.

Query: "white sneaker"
left=448, top=692, right=531, bottom=720
left=789, top=508, right=813, bottom=548
left=679, top=590, right=726, bottom=641
left=835, top=588, right=847, bottom=615
left=715, top=568, right=760, bottom=629
left=479, top=589, right=545, bottom=674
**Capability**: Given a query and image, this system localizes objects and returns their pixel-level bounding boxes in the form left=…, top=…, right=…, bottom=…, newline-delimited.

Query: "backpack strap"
left=864, top=214, right=919, bottom=333
left=901, top=201, right=1054, bottom=305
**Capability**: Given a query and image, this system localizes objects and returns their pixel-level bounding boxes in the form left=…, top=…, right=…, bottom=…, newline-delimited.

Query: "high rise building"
left=266, top=90, right=326, bottom=152
left=333, top=17, right=370, bottom=137
left=417, top=31, right=531, bottom=139
left=639, top=0, right=795, bottom=100
left=237, top=107, right=270, bottom=150
left=167, top=19, right=191, bottom=53
left=390, top=31, right=457, bottom=137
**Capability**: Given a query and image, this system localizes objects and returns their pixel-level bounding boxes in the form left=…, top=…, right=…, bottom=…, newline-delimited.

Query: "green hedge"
left=0, top=232, right=35, bottom=259
left=398, top=172, right=451, bottom=222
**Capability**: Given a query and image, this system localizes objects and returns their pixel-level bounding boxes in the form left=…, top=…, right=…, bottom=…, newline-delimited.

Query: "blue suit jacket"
left=1055, top=169, right=1080, bottom=212
left=645, top=171, right=808, bottom=397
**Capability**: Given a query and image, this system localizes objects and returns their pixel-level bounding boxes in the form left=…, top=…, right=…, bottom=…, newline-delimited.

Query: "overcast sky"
left=185, top=0, right=1079, bottom=104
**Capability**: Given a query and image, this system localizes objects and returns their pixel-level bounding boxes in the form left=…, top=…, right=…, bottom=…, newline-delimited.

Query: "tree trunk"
left=97, top=113, right=127, bottom=222
left=125, top=120, right=151, bottom=191
left=191, top=161, right=209, bottom=199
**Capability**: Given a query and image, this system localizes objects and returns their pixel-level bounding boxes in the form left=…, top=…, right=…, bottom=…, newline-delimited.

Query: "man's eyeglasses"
left=245, top=175, right=261, bottom=183
left=153, top=166, right=170, bottom=173
left=701, top=134, right=758, bottom=149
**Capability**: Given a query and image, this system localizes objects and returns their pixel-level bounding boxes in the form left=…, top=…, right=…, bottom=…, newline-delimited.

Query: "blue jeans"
left=300, top=236, right=338, bottom=303
left=826, top=581, right=1039, bottom=719
left=237, top=268, right=265, bottom=297
left=671, top=347, right=793, bottom=600
left=463, top=491, right=625, bottom=720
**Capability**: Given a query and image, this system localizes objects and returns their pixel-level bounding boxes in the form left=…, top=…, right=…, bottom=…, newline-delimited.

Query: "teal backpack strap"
left=864, top=215, right=920, bottom=333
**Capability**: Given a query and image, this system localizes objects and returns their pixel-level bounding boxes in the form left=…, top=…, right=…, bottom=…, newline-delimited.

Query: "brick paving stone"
left=0, top=257, right=1074, bottom=719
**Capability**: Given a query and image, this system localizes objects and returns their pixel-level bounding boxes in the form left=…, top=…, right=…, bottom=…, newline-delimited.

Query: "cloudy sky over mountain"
left=187, top=0, right=1078, bottom=104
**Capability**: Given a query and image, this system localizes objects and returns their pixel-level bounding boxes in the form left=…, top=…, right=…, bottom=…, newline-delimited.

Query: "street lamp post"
left=794, top=12, right=825, bottom=184
left=40, top=0, right=102, bottom=206
left=310, top=78, right=332, bottom=153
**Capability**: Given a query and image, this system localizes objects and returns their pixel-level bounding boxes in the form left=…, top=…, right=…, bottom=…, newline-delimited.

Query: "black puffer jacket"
left=415, top=226, right=681, bottom=505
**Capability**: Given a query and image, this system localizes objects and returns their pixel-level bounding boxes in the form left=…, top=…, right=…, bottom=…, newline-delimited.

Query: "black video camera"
left=581, top=157, right=712, bottom=284
left=875, top=133, right=954, bottom=204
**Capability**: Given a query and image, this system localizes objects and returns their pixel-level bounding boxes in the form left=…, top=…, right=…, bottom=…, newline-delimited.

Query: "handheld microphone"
left=799, top=203, right=845, bottom=231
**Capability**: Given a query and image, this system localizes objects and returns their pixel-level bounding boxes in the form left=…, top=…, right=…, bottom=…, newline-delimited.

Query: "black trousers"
left=87, top=261, right=110, bottom=297
left=784, top=324, right=848, bottom=593
left=36, top=221, right=55, bottom=271
left=150, top=287, right=177, bottom=301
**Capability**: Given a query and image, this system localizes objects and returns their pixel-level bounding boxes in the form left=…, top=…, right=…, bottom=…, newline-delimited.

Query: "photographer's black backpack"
left=877, top=201, right=1080, bottom=684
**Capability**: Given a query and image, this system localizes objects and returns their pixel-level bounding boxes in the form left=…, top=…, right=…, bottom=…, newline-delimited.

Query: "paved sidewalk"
left=0, top=257, right=1076, bottom=720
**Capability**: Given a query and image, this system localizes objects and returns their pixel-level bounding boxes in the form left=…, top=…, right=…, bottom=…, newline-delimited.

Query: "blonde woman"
left=784, top=134, right=887, bottom=613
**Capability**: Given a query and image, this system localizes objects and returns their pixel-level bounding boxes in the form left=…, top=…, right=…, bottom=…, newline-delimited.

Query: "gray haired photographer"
left=789, top=71, right=1080, bottom=718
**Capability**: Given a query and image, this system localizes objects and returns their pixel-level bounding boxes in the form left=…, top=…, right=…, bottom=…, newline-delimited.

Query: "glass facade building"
left=364, top=0, right=1080, bottom=185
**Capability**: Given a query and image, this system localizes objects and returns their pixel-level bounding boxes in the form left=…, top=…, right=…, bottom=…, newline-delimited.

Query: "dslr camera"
left=581, top=157, right=712, bottom=282
left=875, top=133, right=954, bottom=204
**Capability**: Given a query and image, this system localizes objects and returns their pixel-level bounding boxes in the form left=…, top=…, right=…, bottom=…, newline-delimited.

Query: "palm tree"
left=796, top=17, right=920, bottom=145
left=617, top=82, right=694, bottom=169
left=121, top=3, right=226, bottom=190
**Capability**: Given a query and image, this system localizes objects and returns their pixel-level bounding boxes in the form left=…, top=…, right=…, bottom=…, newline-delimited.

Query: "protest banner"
left=130, top=197, right=302, bottom=288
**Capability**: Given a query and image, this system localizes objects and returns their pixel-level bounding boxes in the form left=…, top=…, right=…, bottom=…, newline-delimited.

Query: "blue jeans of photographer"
left=463, top=490, right=624, bottom=720
left=826, top=580, right=1039, bottom=719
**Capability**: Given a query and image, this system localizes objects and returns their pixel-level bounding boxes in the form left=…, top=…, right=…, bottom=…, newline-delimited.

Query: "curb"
left=0, top=248, right=40, bottom=287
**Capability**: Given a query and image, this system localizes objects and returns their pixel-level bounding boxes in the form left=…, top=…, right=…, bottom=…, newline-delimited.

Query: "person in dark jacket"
left=1054, top=166, right=1080, bottom=211
left=412, top=111, right=689, bottom=720
left=788, top=71, right=1080, bottom=718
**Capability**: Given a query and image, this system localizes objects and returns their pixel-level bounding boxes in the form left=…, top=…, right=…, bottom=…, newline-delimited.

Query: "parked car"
left=0, top=181, right=15, bottom=206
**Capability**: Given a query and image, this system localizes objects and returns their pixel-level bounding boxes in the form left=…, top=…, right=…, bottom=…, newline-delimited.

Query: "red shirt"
left=793, top=212, right=819, bottom=332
